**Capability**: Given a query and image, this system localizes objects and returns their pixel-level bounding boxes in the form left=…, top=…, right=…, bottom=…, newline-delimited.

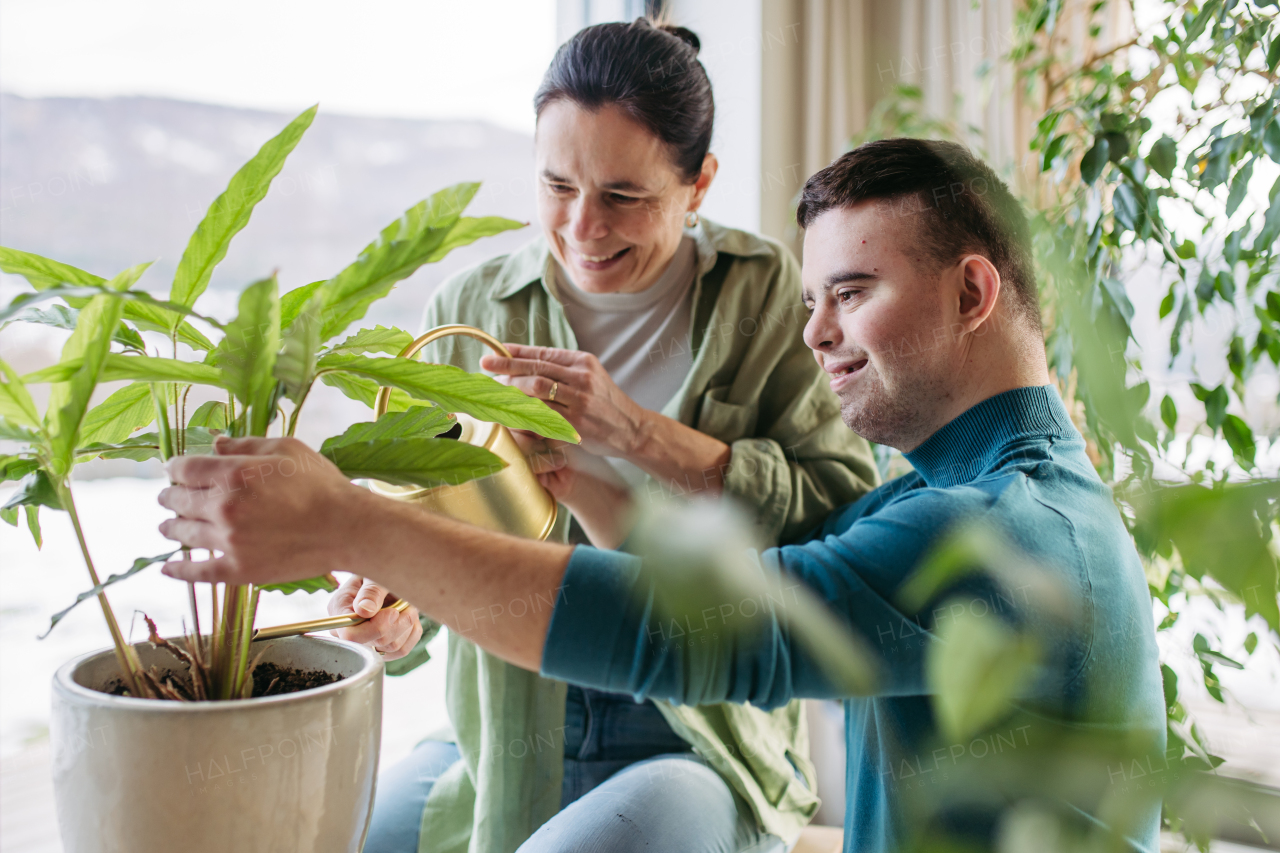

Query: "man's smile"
left=824, top=357, right=869, bottom=392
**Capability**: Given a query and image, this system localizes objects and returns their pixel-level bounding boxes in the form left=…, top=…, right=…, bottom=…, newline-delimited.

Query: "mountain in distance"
left=1, top=91, right=538, bottom=327
left=0, top=93, right=540, bottom=465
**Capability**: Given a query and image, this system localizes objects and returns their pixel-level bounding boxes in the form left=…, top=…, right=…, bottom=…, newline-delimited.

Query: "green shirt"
left=393, top=219, right=879, bottom=852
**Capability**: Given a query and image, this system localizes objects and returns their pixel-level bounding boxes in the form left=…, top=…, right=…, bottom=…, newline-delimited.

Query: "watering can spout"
left=255, top=325, right=559, bottom=641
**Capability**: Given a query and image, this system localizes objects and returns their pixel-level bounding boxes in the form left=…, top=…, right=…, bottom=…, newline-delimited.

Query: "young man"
left=158, top=140, right=1164, bottom=851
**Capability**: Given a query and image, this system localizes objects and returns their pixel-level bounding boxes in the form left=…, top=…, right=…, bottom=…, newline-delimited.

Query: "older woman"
left=332, top=18, right=878, bottom=853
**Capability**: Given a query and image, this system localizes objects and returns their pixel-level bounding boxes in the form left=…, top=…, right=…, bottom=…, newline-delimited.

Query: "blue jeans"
left=364, top=687, right=784, bottom=853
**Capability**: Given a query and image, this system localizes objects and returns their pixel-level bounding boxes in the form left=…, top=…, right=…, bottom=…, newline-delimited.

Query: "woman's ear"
left=955, top=254, right=1002, bottom=332
left=690, top=152, right=718, bottom=210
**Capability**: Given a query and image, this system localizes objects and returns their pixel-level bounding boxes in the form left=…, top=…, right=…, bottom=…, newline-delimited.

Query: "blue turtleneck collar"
left=904, top=385, right=1079, bottom=489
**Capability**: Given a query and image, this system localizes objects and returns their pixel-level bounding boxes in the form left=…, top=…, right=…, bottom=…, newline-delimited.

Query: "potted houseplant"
left=0, top=105, right=577, bottom=852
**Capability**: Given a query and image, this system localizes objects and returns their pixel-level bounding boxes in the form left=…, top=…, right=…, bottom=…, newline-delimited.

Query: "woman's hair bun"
left=658, top=23, right=701, bottom=53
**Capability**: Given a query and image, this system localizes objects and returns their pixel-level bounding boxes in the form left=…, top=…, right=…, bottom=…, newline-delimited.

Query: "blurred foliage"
left=856, top=0, right=1280, bottom=847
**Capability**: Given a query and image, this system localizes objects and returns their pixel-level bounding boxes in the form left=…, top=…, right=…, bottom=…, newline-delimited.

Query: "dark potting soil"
left=99, top=663, right=341, bottom=699
left=250, top=662, right=340, bottom=697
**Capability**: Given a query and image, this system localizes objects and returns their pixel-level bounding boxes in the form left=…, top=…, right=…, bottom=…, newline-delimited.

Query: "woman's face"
left=535, top=100, right=716, bottom=295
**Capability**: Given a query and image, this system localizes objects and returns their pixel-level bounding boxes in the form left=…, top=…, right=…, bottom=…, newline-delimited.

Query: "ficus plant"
left=1014, top=0, right=1279, bottom=804
left=0, top=105, right=578, bottom=702
left=839, top=2, right=1279, bottom=847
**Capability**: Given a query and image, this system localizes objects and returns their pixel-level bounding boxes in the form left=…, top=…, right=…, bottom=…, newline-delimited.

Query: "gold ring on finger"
left=548, top=381, right=558, bottom=402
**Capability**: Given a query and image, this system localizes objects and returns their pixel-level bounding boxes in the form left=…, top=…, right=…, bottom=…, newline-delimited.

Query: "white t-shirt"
left=550, top=235, right=698, bottom=487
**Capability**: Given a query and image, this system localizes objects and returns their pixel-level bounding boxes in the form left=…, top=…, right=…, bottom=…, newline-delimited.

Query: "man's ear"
left=955, top=254, right=1001, bottom=332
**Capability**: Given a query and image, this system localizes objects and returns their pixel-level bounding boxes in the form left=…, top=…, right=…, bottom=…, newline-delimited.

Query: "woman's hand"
left=480, top=344, right=646, bottom=458
left=328, top=575, right=423, bottom=660
left=483, top=343, right=733, bottom=498
left=512, top=431, right=635, bottom=549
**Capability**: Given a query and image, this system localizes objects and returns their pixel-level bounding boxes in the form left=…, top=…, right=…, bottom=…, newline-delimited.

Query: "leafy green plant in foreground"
left=0, top=104, right=578, bottom=701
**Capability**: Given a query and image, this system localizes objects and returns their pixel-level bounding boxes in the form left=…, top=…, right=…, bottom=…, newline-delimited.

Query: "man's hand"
left=480, top=344, right=646, bottom=457
left=328, top=576, right=423, bottom=660
left=158, top=436, right=369, bottom=586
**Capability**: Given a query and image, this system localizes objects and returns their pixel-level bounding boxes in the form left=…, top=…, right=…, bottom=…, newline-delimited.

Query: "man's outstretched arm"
left=159, top=436, right=574, bottom=672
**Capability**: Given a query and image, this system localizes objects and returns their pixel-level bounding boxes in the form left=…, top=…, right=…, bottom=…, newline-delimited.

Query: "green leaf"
left=1192, top=383, right=1229, bottom=431
left=1245, top=632, right=1258, bottom=655
left=324, top=408, right=456, bottom=446
left=0, top=455, right=39, bottom=482
left=1254, top=191, right=1280, bottom=252
left=1265, top=120, right=1280, bottom=163
left=1201, top=134, right=1239, bottom=190
left=1226, top=156, right=1254, bottom=217
left=44, top=263, right=150, bottom=477
left=0, top=357, right=40, bottom=428
left=79, top=382, right=155, bottom=447
left=1197, top=648, right=1244, bottom=670
left=321, top=435, right=505, bottom=488
left=79, top=427, right=219, bottom=462
left=274, top=296, right=321, bottom=404
left=25, top=353, right=226, bottom=388
left=187, top=400, right=228, bottom=430
left=0, top=505, right=15, bottom=526
left=1196, top=267, right=1217, bottom=305
left=0, top=247, right=104, bottom=290
left=926, top=607, right=1040, bottom=741
left=8, top=304, right=146, bottom=350
left=1134, top=481, right=1280, bottom=633
left=1175, top=239, right=1197, bottom=260
left=315, top=184, right=524, bottom=340
left=279, top=280, right=325, bottom=330
left=24, top=505, right=42, bottom=549
left=38, top=551, right=177, bottom=639
left=1224, top=228, right=1244, bottom=267
left=1161, top=663, right=1178, bottom=709
left=260, top=575, right=340, bottom=596
left=169, top=105, right=317, bottom=315
left=1113, top=183, right=1140, bottom=232
left=1159, top=290, right=1175, bottom=319
left=0, top=418, right=40, bottom=444
left=316, top=353, right=579, bottom=442
left=1080, top=138, right=1109, bottom=184
left=319, top=370, right=380, bottom=407
left=325, top=325, right=414, bottom=357
left=2, top=470, right=63, bottom=512
left=1215, top=270, right=1236, bottom=303
left=1222, top=414, right=1256, bottom=469
left=0, top=283, right=210, bottom=327
left=1160, top=394, right=1178, bottom=431
left=1040, top=134, right=1067, bottom=172
left=1148, top=135, right=1178, bottom=180
left=211, top=276, right=280, bottom=435
left=1100, top=277, right=1135, bottom=324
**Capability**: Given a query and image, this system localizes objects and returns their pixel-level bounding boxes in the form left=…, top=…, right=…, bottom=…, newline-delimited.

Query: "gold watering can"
left=255, top=324, right=559, bottom=641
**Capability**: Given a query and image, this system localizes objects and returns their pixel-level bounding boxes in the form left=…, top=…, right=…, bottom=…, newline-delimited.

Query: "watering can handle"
left=373, top=324, right=513, bottom=419
left=253, top=327, right=512, bottom=643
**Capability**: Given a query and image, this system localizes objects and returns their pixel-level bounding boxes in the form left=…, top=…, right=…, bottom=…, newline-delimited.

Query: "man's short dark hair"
left=797, top=139, right=1040, bottom=328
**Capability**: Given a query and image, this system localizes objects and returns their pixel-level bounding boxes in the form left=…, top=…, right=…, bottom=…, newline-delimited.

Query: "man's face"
left=801, top=201, right=967, bottom=451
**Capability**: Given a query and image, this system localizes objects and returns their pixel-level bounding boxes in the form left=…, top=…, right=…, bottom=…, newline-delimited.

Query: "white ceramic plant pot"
left=51, top=635, right=383, bottom=853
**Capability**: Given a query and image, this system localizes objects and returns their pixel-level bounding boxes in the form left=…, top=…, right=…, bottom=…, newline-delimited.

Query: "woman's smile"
left=566, top=244, right=632, bottom=271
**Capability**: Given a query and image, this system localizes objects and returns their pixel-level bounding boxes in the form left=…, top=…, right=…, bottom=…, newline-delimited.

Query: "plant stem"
left=286, top=384, right=313, bottom=437
left=150, top=384, right=174, bottom=461
left=233, top=586, right=261, bottom=697
left=63, top=485, right=144, bottom=696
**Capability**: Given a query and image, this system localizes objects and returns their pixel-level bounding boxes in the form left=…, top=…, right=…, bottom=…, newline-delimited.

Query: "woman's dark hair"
left=534, top=18, right=714, bottom=184
left=797, top=139, right=1041, bottom=329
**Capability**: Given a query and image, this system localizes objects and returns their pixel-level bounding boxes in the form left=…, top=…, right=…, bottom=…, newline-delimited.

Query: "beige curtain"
left=759, top=0, right=1131, bottom=248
